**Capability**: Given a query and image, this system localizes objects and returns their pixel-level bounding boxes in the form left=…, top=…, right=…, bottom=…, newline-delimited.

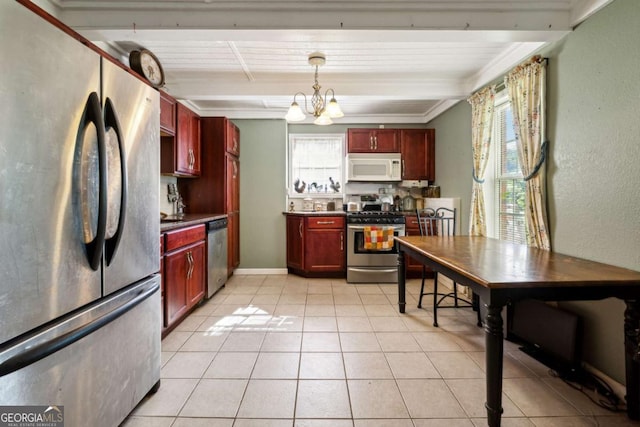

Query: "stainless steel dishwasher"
left=206, top=218, right=228, bottom=298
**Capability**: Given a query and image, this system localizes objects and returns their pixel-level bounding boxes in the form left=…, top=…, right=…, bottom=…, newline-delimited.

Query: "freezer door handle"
left=0, top=280, right=159, bottom=378
left=79, top=92, right=107, bottom=271
left=103, top=97, right=128, bottom=266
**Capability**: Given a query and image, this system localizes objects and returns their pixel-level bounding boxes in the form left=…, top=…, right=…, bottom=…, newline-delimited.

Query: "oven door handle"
left=348, top=267, right=399, bottom=274
left=348, top=225, right=405, bottom=231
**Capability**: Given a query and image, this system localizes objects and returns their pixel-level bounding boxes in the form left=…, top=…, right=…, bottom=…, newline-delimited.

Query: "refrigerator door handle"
left=103, top=97, right=128, bottom=266
left=79, top=92, right=107, bottom=271
left=0, top=280, right=159, bottom=378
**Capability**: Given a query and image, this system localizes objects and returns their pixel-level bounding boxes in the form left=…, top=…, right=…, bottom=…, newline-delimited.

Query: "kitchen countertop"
left=283, top=211, right=420, bottom=216
left=160, top=213, right=227, bottom=232
left=283, top=211, right=347, bottom=216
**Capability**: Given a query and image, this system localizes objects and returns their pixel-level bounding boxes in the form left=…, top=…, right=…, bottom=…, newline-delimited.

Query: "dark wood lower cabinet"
left=162, top=224, right=205, bottom=336
left=286, top=215, right=304, bottom=271
left=286, top=214, right=345, bottom=277
left=405, top=214, right=434, bottom=279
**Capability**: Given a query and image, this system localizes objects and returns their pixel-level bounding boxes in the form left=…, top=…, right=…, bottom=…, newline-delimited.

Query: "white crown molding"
left=570, top=0, right=615, bottom=26
left=423, top=99, right=462, bottom=124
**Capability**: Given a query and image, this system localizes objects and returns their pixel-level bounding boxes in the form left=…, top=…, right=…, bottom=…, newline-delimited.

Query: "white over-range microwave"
left=345, top=153, right=402, bottom=182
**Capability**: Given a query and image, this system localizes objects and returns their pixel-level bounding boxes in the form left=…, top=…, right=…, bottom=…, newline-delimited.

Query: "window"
left=493, top=96, right=527, bottom=244
left=288, top=134, right=345, bottom=198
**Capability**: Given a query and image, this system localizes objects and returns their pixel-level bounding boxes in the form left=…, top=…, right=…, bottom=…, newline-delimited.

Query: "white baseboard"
left=233, top=268, right=288, bottom=275
left=582, top=362, right=626, bottom=403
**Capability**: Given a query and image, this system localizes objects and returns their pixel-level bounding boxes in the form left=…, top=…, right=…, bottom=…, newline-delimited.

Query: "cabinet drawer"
left=307, top=216, right=345, bottom=229
left=165, top=224, right=205, bottom=252
left=405, top=216, right=420, bottom=229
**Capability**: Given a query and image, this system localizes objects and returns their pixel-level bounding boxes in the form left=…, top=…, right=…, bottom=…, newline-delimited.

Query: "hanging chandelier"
left=285, top=52, right=344, bottom=125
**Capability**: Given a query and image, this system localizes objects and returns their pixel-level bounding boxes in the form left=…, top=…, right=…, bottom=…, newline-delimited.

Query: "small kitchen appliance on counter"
left=402, top=194, right=416, bottom=211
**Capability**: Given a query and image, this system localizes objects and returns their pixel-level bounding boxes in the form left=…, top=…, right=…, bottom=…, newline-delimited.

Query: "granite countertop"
left=282, top=211, right=347, bottom=216
left=160, top=213, right=227, bottom=232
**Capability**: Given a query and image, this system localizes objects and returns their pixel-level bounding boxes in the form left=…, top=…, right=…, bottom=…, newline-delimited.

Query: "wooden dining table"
left=395, top=235, right=640, bottom=427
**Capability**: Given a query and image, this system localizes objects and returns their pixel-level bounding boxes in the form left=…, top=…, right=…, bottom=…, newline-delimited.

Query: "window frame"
left=287, top=133, right=346, bottom=199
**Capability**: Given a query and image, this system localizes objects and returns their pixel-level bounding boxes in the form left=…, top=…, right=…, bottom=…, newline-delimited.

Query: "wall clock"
left=129, top=48, right=165, bottom=88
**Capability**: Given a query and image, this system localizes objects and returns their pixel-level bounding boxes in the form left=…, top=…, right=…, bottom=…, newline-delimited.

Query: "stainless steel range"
left=346, top=211, right=406, bottom=283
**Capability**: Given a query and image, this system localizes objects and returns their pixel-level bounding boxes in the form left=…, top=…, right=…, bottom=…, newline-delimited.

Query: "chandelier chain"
left=310, top=65, right=324, bottom=117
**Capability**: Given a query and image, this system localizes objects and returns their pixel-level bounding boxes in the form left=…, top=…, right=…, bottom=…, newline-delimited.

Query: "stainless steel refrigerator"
left=0, top=2, right=161, bottom=426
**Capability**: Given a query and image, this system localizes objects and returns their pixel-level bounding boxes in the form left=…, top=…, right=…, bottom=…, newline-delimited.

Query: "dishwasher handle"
left=207, top=218, right=228, bottom=232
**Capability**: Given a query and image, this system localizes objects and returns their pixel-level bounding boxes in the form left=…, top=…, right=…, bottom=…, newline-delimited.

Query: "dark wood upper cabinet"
left=347, top=129, right=400, bottom=153
left=400, top=128, right=435, bottom=181
left=175, top=103, right=200, bottom=176
left=159, top=90, right=176, bottom=136
left=161, top=102, right=200, bottom=177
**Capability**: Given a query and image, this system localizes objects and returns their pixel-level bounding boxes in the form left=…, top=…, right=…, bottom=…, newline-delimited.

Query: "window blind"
left=494, top=101, right=527, bottom=245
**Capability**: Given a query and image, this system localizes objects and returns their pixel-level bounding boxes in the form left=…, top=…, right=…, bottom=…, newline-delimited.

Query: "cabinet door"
left=373, top=129, right=400, bottom=152
left=226, top=120, right=240, bottom=156
left=347, top=129, right=399, bottom=153
left=160, top=234, right=166, bottom=330
left=175, top=103, right=191, bottom=174
left=175, top=103, right=200, bottom=176
left=347, top=129, right=375, bottom=153
left=190, top=114, right=201, bottom=175
left=286, top=215, right=304, bottom=270
left=400, top=129, right=435, bottom=180
left=160, top=91, right=176, bottom=135
left=305, top=228, right=345, bottom=272
left=164, top=247, right=189, bottom=327
left=187, top=241, right=205, bottom=306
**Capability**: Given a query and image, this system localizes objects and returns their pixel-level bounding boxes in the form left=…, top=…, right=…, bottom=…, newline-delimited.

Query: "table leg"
left=624, top=300, right=640, bottom=420
left=485, top=303, right=504, bottom=427
left=397, top=251, right=406, bottom=314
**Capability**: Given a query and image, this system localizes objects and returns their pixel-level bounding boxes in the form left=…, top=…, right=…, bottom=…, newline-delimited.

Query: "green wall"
left=546, top=0, right=640, bottom=383
left=424, top=102, right=474, bottom=234
left=235, top=121, right=430, bottom=270
left=234, top=119, right=288, bottom=269
left=427, top=0, right=640, bottom=383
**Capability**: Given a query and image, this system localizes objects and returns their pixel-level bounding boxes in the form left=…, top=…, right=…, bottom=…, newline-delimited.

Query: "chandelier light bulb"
left=285, top=101, right=306, bottom=122
left=326, top=97, right=344, bottom=118
left=313, top=110, right=333, bottom=125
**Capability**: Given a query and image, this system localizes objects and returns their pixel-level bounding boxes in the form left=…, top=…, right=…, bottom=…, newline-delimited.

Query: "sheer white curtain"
left=467, top=86, right=496, bottom=236
left=504, top=56, right=551, bottom=250
left=289, top=134, right=344, bottom=195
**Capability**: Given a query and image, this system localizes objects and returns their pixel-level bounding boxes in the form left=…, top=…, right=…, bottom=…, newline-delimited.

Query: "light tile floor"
left=122, top=274, right=637, bottom=427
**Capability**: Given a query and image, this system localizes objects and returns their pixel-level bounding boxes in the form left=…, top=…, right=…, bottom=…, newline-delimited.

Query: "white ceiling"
left=45, top=0, right=613, bottom=123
